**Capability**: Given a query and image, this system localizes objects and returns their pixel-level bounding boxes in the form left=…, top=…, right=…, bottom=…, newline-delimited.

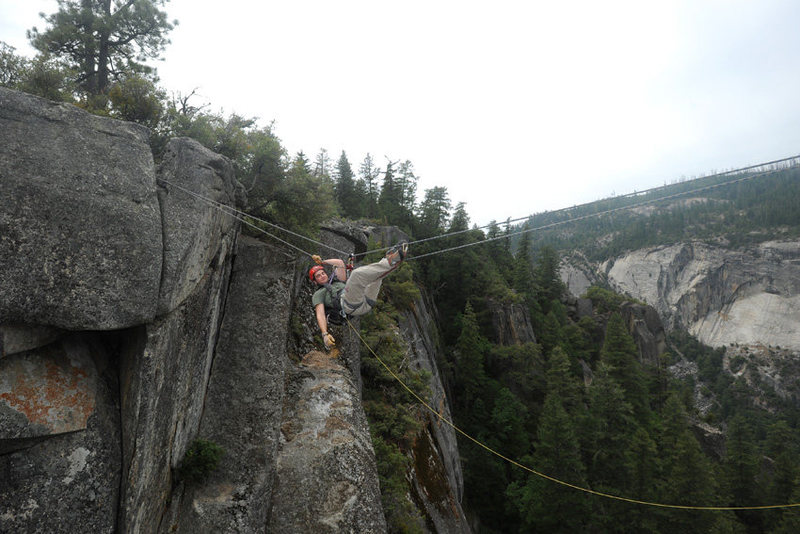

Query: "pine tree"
left=512, top=229, right=543, bottom=328
left=378, top=160, right=402, bottom=224
left=490, top=387, right=530, bottom=460
left=763, top=420, right=800, bottom=531
left=723, top=415, right=764, bottom=530
left=774, top=482, right=800, bottom=533
left=454, top=302, right=489, bottom=414
left=266, top=151, right=336, bottom=236
left=313, top=148, right=331, bottom=178
left=544, top=347, right=582, bottom=414
left=242, top=122, right=286, bottom=214
left=508, top=394, right=589, bottom=532
left=533, top=245, right=565, bottom=310
left=416, top=186, right=451, bottom=238
left=449, top=202, right=470, bottom=232
left=29, top=0, right=175, bottom=100
left=486, top=219, right=515, bottom=285
left=656, top=393, right=721, bottom=532
left=585, top=365, right=636, bottom=496
left=624, top=426, right=660, bottom=531
left=334, top=151, right=360, bottom=216
left=601, top=313, right=649, bottom=422
left=358, top=153, right=380, bottom=218
left=397, top=160, right=418, bottom=221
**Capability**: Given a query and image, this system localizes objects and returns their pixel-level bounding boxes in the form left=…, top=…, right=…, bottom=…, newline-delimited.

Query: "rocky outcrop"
left=156, top=137, right=245, bottom=314
left=400, top=292, right=471, bottom=533
left=163, top=236, right=294, bottom=533
left=486, top=298, right=536, bottom=346
left=602, top=241, right=800, bottom=351
left=117, top=136, right=242, bottom=534
left=560, top=251, right=599, bottom=298
left=0, top=89, right=397, bottom=533
left=0, top=86, right=161, bottom=330
left=619, top=302, right=667, bottom=367
left=269, top=351, right=386, bottom=533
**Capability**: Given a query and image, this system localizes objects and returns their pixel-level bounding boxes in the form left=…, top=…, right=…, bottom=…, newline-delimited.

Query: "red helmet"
left=309, top=264, right=325, bottom=282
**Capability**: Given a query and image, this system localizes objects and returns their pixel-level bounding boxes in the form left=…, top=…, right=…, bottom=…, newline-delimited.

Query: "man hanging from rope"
left=309, top=242, right=408, bottom=350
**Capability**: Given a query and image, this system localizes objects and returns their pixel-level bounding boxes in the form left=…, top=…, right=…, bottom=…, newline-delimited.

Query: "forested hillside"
left=520, top=160, right=800, bottom=259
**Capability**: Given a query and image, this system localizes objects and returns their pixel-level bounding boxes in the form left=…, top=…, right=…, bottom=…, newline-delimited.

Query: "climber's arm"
left=314, top=302, right=335, bottom=350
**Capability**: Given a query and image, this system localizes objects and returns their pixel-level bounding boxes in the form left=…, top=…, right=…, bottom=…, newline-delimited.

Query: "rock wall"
left=0, top=87, right=161, bottom=331
left=400, top=291, right=471, bottom=533
left=0, top=89, right=403, bottom=533
left=486, top=298, right=536, bottom=346
left=602, top=241, right=800, bottom=351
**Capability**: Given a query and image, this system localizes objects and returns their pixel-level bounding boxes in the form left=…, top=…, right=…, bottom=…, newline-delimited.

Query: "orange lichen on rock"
left=0, top=352, right=95, bottom=436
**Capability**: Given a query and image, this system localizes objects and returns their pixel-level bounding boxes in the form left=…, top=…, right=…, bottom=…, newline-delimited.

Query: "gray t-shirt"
left=312, top=281, right=346, bottom=308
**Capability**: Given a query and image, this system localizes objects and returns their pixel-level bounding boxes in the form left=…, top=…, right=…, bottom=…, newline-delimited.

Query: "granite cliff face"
left=0, top=88, right=410, bottom=533
left=561, top=239, right=800, bottom=415
left=399, top=290, right=471, bottom=532
left=561, top=240, right=800, bottom=355
left=603, top=241, right=800, bottom=352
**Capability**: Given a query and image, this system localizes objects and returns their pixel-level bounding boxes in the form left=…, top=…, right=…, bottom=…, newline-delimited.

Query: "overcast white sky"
left=3, top=0, right=800, bottom=226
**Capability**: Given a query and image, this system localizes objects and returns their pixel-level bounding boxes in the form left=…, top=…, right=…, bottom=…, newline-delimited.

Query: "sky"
left=3, top=0, right=800, bottom=226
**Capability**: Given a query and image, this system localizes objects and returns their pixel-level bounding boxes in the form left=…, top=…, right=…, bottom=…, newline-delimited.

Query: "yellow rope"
left=347, top=318, right=800, bottom=512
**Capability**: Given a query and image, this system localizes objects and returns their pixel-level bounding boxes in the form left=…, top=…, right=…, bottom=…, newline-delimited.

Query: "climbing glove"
left=312, top=255, right=323, bottom=265
left=323, top=332, right=336, bottom=350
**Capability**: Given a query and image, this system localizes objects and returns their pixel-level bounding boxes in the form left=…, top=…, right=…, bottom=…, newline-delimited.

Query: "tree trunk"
left=96, top=0, right=112, bottom=95
left=81, top=0, right=97, bottom=94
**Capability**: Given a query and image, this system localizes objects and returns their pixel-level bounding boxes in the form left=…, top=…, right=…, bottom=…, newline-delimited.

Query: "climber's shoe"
left=385, top=241, right=408, bottom=266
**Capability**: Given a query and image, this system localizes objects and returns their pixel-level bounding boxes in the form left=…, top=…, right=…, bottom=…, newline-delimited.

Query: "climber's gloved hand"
left=323, top=332, right=336, bottom=350
left=312, top=255, right=323, bottom=265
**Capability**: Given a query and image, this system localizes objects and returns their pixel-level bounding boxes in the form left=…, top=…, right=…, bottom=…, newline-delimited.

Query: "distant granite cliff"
left=561, top=239, right=800, bottom=414
left=603, top=242, right=800, bottom=352
left=1, top=87, right=474, bottom=533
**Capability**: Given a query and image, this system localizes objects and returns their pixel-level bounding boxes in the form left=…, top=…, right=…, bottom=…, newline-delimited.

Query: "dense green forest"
left=5, top=4, right=800, bottom=532
left=518, top=162, right=800, bottom=260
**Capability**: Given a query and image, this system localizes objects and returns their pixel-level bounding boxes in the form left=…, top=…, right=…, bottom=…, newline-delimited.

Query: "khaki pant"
left=340, top=258, right=398, bottom=316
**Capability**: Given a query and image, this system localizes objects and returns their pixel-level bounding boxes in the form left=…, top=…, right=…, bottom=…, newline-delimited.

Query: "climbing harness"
left=321, top=280, right=348, bottom=325
left=309, top=260, right=353, bottom=326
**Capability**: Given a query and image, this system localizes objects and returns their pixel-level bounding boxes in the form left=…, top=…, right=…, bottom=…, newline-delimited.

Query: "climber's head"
left=309, top=265, right=327, bottom=285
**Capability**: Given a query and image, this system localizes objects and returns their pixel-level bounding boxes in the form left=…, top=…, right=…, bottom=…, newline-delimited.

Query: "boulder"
left=268, top=350, right=387, bottom=533
left=0, top=87, right=162, bottom=330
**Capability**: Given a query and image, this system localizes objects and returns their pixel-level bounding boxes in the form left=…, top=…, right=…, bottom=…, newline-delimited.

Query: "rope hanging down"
left=345, top=317, right=800, bottom=511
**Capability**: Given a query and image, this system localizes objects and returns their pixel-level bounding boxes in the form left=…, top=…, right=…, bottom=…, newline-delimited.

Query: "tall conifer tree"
left=601, top=313, right=649, bottom=422
left=29, top=0, right=175, bottom=99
